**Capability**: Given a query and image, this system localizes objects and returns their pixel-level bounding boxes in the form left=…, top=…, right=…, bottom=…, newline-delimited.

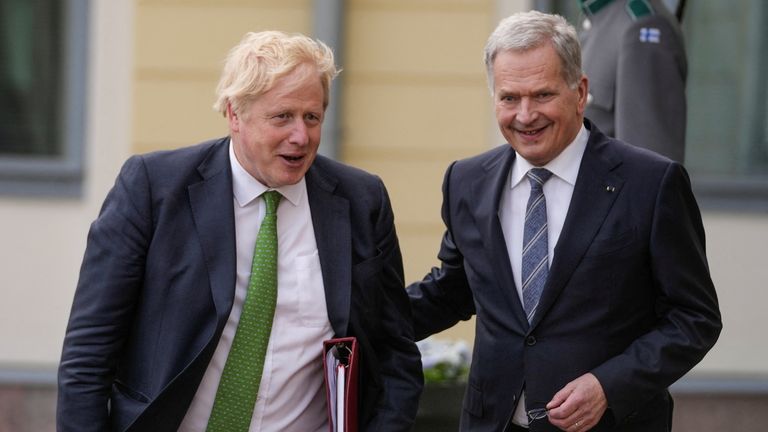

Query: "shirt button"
left=526, top=335, right=537, bottom=346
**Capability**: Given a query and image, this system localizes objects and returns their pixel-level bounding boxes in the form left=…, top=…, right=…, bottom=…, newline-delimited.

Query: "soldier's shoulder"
left=620, top=0, right=682, bottom=46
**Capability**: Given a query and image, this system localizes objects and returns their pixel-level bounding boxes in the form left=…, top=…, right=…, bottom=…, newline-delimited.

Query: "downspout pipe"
left=313, top=0, right=345, bottom=160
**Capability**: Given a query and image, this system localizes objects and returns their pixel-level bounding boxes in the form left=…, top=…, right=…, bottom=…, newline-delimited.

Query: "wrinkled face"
left=229, top=64, right=325, bottom=188
left=492, top=44, right=587, bottom=166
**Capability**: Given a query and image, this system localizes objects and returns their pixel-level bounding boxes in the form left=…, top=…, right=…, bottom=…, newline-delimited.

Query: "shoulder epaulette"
left=626, top=0, right=655, bottom=21
left=580, top=0, right=613, bottom=16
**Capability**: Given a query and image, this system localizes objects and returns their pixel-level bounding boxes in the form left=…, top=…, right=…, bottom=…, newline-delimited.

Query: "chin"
left=517, top=150, right=549, bottom=166
left=278, top=173, right=306, bottom=187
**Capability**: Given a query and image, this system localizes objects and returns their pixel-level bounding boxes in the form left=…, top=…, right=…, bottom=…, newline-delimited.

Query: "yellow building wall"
left=133, top=0, right=312, bottom=153
left=342, top=0, right=501, bottom=343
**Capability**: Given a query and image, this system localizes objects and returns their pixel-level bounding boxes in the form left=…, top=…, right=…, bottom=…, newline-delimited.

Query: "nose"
left=288, top=119, right=310, bottom=146
left=516, top=98, right=537, bottom=125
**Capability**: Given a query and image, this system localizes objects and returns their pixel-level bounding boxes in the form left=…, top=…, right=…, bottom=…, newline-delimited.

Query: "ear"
left=576, top=74, right=589, bottom=114
left=227, top=103, right=240, bottom=133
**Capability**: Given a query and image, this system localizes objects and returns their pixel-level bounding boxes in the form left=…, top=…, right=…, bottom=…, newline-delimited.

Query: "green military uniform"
left=580, top=0, right=687, bottom=162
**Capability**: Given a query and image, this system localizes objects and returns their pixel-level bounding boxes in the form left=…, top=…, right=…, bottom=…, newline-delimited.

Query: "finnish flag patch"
left=639, top=27, right=661, bottom=43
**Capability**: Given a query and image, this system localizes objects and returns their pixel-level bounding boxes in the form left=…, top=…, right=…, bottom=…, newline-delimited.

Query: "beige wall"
left=697, top=213, right=768, bottom=375
left=133, top=0, right=312, bottom=153
left=342, top=0, right=502, bottom=342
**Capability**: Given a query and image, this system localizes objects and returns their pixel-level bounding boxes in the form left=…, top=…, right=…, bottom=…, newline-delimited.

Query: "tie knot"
left=527, top=168, right=553, bottom=191
left=262, top=190, right=282, bottom=215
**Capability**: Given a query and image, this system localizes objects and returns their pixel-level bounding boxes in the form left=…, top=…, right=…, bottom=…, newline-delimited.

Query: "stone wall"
left=2, top=383, right=766, bottom=431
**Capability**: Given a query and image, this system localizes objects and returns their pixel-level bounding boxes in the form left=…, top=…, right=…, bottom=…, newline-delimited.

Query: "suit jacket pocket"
left=113, top=379, right=150, bottom=403
left=584, top=227, right=638, bottom=258
left=111, top=380, right=150, bottom=431
left=618, top=391, right=672, bottom=428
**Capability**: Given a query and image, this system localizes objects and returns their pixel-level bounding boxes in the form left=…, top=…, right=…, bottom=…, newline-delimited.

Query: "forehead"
left=272, top=65, right=323, bottom=96
left=253, top=67, right=325, bottom=108
left=492, top=45, right=565, bottom=90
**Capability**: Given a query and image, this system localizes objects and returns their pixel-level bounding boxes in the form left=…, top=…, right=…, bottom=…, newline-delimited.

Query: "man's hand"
left=545, top=373, right=607, bottom=431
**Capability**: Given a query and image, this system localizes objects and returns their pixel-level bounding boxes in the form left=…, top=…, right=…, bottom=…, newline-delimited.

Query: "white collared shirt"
left=498, top=125, right=589, bottom=426
left=179, top=142, right=332, bottom=432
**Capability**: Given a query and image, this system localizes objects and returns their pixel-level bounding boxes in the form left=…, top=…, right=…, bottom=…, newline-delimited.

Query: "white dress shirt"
left=179, top=142, right=333, bottom=432
left=498, top=125, right=589, bottom=427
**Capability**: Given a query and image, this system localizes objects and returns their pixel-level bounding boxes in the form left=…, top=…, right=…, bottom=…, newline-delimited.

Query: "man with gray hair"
left=408, top=10, right=720, bottom=432
left=58, top=31, right=423, bottom=432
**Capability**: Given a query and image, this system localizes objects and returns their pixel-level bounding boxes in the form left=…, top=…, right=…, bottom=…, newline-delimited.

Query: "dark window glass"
left=683, top=0, right=768, bottom=178
left=0, top=0, right=87, bottom=196
left=0, top=0, right=63, bottom=157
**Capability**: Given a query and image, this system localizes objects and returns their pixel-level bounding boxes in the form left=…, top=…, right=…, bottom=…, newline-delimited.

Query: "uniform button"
left=526, top=335, right=537, bottom=346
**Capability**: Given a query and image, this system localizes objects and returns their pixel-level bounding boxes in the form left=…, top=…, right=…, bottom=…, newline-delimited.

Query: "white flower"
left=417, top=336, right=471, bottom=383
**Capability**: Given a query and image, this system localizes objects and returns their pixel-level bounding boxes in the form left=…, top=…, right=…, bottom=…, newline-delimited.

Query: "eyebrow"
left=497, top=86, right=558, bottom=97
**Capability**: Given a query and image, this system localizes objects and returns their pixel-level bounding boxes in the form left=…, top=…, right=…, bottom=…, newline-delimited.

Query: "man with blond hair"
left=58, top=31, right=422, bottom=432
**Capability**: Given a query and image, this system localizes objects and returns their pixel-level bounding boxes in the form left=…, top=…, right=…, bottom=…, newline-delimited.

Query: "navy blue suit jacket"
left=408, top=121, right=721, bottom=431
left=57, top=137, right=423, bottom=431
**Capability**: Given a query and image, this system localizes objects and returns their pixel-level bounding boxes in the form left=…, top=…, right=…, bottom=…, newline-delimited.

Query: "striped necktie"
left=521, top=168, right=553, bottom=323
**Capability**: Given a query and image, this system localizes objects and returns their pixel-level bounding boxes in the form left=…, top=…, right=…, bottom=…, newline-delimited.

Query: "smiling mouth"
left=281, top=155, right=304, bottom=162
left=518, top=126, right=546, bottom=136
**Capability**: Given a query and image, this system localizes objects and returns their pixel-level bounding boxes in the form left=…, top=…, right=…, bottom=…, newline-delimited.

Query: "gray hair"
left=483, top=10, right=582, bottom=93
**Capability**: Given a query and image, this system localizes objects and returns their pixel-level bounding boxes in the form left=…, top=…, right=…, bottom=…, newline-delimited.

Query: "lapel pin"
left=606, top=186, right=615, bottom=192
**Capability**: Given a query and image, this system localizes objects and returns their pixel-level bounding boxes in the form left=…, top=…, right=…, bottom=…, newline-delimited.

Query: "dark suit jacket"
left=407, top=121, right=721, bottom=432
left=57, top=137, right=423, bottom=431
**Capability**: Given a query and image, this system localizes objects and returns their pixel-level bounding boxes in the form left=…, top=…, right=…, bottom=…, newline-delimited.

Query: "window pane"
left=0, top=0, right=62, bottom=157
left=683, top=0, right=768, bottom=177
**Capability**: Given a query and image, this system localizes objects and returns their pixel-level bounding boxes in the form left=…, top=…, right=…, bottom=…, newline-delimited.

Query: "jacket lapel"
left=188, top=139, right=237, bottom=325
left=305, top=160, right=351, bottom=336
left=529, top=126, right=624, bottom=329
left=470, top=145, right=530, bottom=330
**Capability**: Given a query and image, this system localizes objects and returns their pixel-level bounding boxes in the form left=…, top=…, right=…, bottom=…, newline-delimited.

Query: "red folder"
left=323, top=337, right=359, bottom=432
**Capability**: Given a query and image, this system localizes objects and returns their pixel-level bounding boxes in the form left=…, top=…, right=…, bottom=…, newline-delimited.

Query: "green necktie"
left=207, top=190, right=282, bottom=432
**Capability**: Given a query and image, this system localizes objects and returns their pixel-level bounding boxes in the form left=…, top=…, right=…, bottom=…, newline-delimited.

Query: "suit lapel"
left=188, top=139, right=237, bottom=325
left=306, top=161, right=351, bottom=336
left=470, top=145, right=530, bottom=330
left=529, top=127, right=624, bottom=329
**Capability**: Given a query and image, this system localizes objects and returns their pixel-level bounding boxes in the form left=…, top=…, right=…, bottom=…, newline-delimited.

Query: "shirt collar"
left=229, top=140, right=305, bottom=208
left=510, top=124, right=589, bottom=189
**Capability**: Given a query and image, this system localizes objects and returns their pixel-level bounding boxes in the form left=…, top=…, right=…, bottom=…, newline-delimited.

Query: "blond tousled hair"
left=213, top=31, right=339, bottom=117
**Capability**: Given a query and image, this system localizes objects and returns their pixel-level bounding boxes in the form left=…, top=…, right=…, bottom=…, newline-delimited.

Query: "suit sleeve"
left=407, top=161, right=476, bottom=341
left=361, top=177, right=425, bottom=432
left=591, top=162, right=722, bottom=422
left=616, top=15, right=687, bottom=162
left=57, top=156, right=152, bottom=431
